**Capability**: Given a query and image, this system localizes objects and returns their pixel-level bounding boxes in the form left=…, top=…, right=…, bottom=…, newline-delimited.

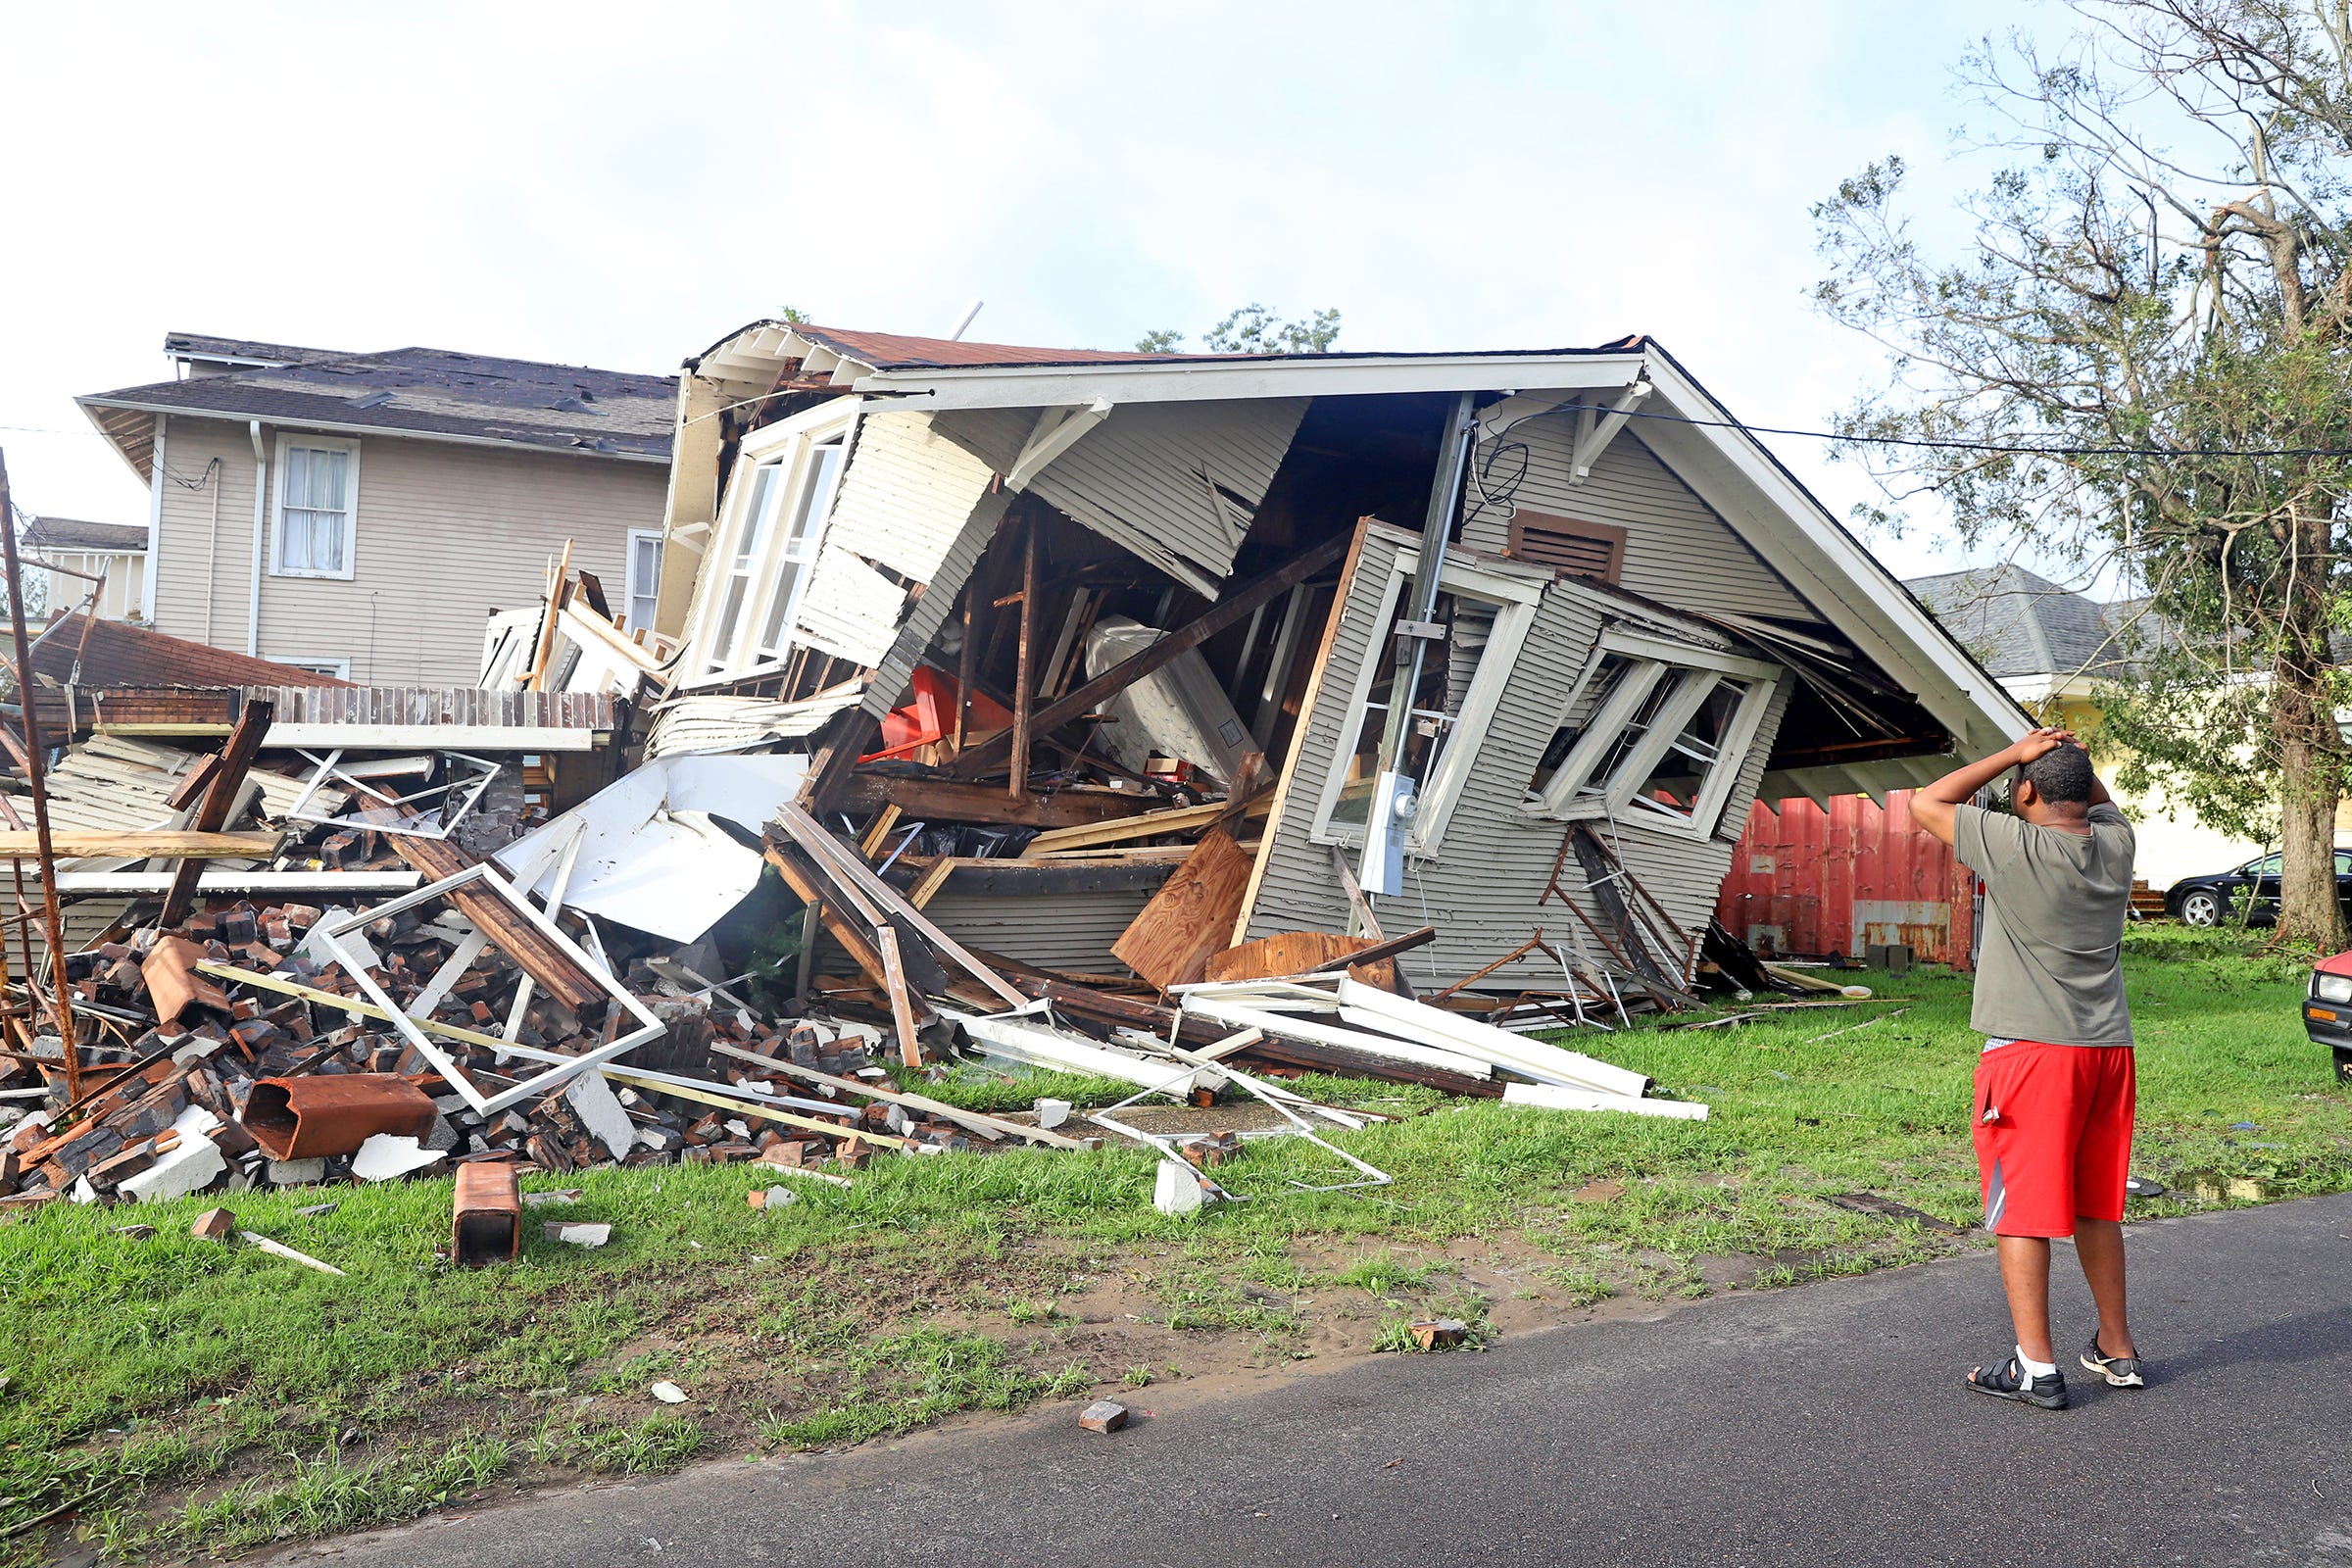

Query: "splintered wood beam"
left=835, top=773, right=1163, bottom=829
left=762, top=843, right=896, bottom=994
left=160, top=699, right=274, bottom=928
left=952, top=529, right=1353, bottom=776
left=0, top=831, right=281, bottom=858
left=1008, top=518, right=1041, bottom=798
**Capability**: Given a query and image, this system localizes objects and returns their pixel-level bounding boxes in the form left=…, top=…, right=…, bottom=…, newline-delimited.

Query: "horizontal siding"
left=792, top=545, right=910, bottom=667
left=1247, top=526, right=1792, bottom=992
left=152, top=416, right=663, bottom=685
left=822, top=412, right=993, bottom=583
left=1462, top=415, right=1815, bottom=623
left=1025, top=398, right=1308, bottom=588
left=936, top=401, right=1308, bottom=590
left=861, top=488, right=1009, bottom=716
left=912, top=886, right=1154, bottom=977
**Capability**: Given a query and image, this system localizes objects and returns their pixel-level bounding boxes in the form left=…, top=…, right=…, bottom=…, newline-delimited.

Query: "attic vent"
left=347, top=391, right=396, bottom=410
left=1506, top=511, right=1627, bottom=584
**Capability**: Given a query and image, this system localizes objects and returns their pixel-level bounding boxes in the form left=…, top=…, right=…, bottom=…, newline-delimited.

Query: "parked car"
left=2302, top=952, right=2352, bottom=1084
left=2166, top=850, right=2352, bottom=927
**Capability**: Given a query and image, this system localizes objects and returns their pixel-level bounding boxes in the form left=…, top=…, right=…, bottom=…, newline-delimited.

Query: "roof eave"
left=72, top=395, right=671, bottom=465
left=838, top=350, right=1654, bottom=410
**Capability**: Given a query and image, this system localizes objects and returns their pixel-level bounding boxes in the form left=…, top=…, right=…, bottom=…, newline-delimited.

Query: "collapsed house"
left=0, top=322, right=2036, bottom=1231
left=611, top=324, right=2028, bottom=1006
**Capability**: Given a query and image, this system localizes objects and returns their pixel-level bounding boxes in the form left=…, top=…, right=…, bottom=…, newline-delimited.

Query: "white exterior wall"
left=35, top=550, right=146, bottom=620
left=150, top=416, right=666, bottom=684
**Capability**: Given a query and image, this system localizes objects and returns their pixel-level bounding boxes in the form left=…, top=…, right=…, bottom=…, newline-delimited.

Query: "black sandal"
left=1967, top=1352, right=2068, bottom=1409
left=2081, top=1335, right=2146, bottom=1389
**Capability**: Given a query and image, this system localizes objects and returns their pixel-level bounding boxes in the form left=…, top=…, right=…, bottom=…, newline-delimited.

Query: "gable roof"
left=78, top=337, right=678, bottom=480
left=24, top=516, right=147, bottom=554
left=27, top=612, right=354, bottom=691
left=1904, top=564, right=2130, bottom=679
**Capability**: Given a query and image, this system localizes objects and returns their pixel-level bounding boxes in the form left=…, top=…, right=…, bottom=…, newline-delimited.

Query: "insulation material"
left=790, top=544, right=913, bottom=667
left=1083, top=615, right=1254, bottom=785
left=494, top=754, right=809, bottom=943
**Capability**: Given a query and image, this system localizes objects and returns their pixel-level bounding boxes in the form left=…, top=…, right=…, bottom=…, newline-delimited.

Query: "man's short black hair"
left=2019, top=742, right=2094, bottom=805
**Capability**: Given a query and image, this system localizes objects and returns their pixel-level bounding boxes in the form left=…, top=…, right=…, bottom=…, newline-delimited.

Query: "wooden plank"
left=710, top=1040, right=1090, bottom=1150
left=1200, top=926, right=1427, bottom=993
left=389, top=837, right=606, bottom=1011
left=954, top=530, right=1353, bottom=775
left=771, top=803, right=1026, bottom=1008
left=1020, top=800, right=1229, bottom=858
left=160, top=699, right=273, bottom=928
left=761, top=844, right=901, bottom=1000
left=1007, top=518, right=1040, bottom=797
left=907, top=857, right=1175, bottom=901
left=1110, top=827, right=1254, bottom=991
left=874, top=927, right=924, bottom=1072
left=836, top=773, right=1164, bottom=829
left=0, top=831, right=278, bottom=858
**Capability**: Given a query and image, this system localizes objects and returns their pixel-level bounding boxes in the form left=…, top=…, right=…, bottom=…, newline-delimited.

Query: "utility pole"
left=1354, top=391, right=1477, bottom=919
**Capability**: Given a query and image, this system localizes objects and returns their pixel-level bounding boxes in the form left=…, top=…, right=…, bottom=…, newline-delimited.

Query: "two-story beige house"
left=74, top=332, right=674, bottom=684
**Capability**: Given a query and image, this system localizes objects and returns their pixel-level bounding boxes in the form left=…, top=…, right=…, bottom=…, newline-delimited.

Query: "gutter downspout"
left=141, top=414, right=167, bottom=623
left=247, top=420, right=267, bottom=656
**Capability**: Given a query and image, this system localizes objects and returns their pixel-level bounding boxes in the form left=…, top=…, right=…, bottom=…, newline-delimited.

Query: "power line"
left=1604, top=402, right=2352, bottom=460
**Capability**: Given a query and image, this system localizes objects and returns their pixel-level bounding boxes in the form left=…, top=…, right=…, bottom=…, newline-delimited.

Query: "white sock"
left=2017, top=1345, right=2058, bottom=1380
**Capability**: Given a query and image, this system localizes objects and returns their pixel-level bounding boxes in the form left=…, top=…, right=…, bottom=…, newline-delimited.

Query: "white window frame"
left=685, top=400, right=858, bottom=683
left=276, top=657, right=352, bottom=679
left=1307, top=549, right=1543, bottom=858
left=1526, top=628, right=1781, bottom=839
left=270, top=434, right=361, bottom=580
left=624, top=528, right=663, bottom=632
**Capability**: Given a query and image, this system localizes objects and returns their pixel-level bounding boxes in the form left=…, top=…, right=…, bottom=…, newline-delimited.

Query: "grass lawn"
left=4, top=926, right=2346, bottom=1561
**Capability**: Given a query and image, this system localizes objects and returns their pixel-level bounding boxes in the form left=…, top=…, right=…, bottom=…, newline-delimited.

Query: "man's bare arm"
left=1910, top=728, right=2076, bottom=848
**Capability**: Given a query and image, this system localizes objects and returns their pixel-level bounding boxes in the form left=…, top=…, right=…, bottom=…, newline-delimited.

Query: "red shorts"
left=1971, top=1041, right=2135, bottom=1237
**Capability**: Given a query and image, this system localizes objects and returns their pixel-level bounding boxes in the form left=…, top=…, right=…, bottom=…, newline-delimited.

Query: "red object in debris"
left=452, top=1161, right=522, bottom=1267
left=862, top=666, right=1014, bottom=762
left=1714, top=789, right=1979, bottom=970
left=241, top=1074, right=439, bottom=1160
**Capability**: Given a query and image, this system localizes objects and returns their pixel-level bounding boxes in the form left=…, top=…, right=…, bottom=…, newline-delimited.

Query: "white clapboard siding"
left=643, top=688, right=864, bottom=758
left=860, top=487, right=1010, bottom=717
left=792, top=545, right=913, bottom=667
left=1243, top=527, right=1792, bottom=993
left=1462, top=416, right=1816, bottom=623
left=823, top=412, right=997, bottom=584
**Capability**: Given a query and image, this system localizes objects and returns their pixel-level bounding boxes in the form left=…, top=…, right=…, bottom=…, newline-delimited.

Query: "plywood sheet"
left=1111, top=827, right=1253, bottom=991
left=1200, top=928, right=1405, bottom=993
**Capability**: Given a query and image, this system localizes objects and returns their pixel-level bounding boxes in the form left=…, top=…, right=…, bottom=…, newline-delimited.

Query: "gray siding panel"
left=860, top=488, right=1008, bottom=716
left=1464, top=416, right=1815, bottom=622
left=920, top=886, right=1152, bottom=977
left=1244, top=527, right=1793, bottom=993
left=936, top=401, right=1307, bottom=590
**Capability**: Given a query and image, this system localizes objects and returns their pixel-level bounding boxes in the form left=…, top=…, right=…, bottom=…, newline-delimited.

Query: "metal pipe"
left=247, top=420, right=268, bottom=655
left=0, top=448, right=78, bottom=1101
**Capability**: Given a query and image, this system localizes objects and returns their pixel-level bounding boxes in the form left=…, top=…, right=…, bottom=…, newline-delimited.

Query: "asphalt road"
left=294, top=1193, right=2352, bottom=1568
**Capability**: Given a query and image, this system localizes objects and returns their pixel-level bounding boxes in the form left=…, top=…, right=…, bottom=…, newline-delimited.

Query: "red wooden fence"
left=1714, top=790, right=1979, bottom=970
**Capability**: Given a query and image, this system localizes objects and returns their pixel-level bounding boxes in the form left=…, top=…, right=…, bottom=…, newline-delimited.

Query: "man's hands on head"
left=2013, top=727, right=2078, bottom=765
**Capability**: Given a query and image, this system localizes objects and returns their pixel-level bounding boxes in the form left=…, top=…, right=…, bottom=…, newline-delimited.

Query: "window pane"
left=756, top=560, right=809, bottom=657
left=710, top=576, right=752, bottom=664
left=1330, top=580, right=1462, bottom=828
left=1583, top=668, right=1687, bottom=801
left=783, top=441, right=844, bottom=562
left=1627, top=676, right=1747, bottom=820
left=1532, top=651, right=1638, bottom=792
left=736, top=465, right=784, bottom=566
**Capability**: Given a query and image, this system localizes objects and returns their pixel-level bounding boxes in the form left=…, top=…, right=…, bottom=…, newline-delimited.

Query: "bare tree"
left=1817, top=0, right=2352, bottom=947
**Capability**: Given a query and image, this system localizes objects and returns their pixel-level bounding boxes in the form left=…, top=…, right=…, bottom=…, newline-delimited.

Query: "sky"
left=0, top=0, right=2058, bottom=584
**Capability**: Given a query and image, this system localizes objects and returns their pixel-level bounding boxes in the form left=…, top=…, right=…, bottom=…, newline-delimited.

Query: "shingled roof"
left=27, top=612, right=353, bottom=691
left=1904, top=564, right=2135, bottom=679
left=79, top=336, right=677, bottom=481
left=24, top=516, right=148, bottom=554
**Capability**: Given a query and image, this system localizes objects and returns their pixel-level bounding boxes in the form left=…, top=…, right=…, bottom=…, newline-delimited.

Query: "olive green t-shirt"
left=1953, top=802, right=2135, bottom=1048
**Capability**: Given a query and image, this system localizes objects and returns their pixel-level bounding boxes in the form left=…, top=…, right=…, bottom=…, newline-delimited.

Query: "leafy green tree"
left=1814, top=0, right=2352, bottom=947
left=1137, top=303, right=1342, bottom=355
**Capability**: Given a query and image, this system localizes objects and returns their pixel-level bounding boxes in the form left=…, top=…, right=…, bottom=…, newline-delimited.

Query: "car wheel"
left=2336, top=1047, right=2352, bottom=1086
left=2180, top=890, right=2222, bottom=926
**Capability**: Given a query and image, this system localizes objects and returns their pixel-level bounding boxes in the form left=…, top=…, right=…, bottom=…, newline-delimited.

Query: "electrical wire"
left=1601, top=401, right=2352, bottom=461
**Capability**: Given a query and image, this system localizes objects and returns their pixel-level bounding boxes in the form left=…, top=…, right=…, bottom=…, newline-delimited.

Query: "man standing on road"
left=1911, top=727, right=2145, bottom=1409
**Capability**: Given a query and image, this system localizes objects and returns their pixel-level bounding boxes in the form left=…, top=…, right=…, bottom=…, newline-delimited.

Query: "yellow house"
left=1906, top=564, right=2301, bottom=896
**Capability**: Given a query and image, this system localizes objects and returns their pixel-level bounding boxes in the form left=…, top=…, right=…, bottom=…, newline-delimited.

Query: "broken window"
left=1528, top=632, right=1779, bottom=837
left=695, top=407, right=855, bottom=679
left=273, top=435, right=359, bottom=578
left=1310, top=551, right=1543, bottom=855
